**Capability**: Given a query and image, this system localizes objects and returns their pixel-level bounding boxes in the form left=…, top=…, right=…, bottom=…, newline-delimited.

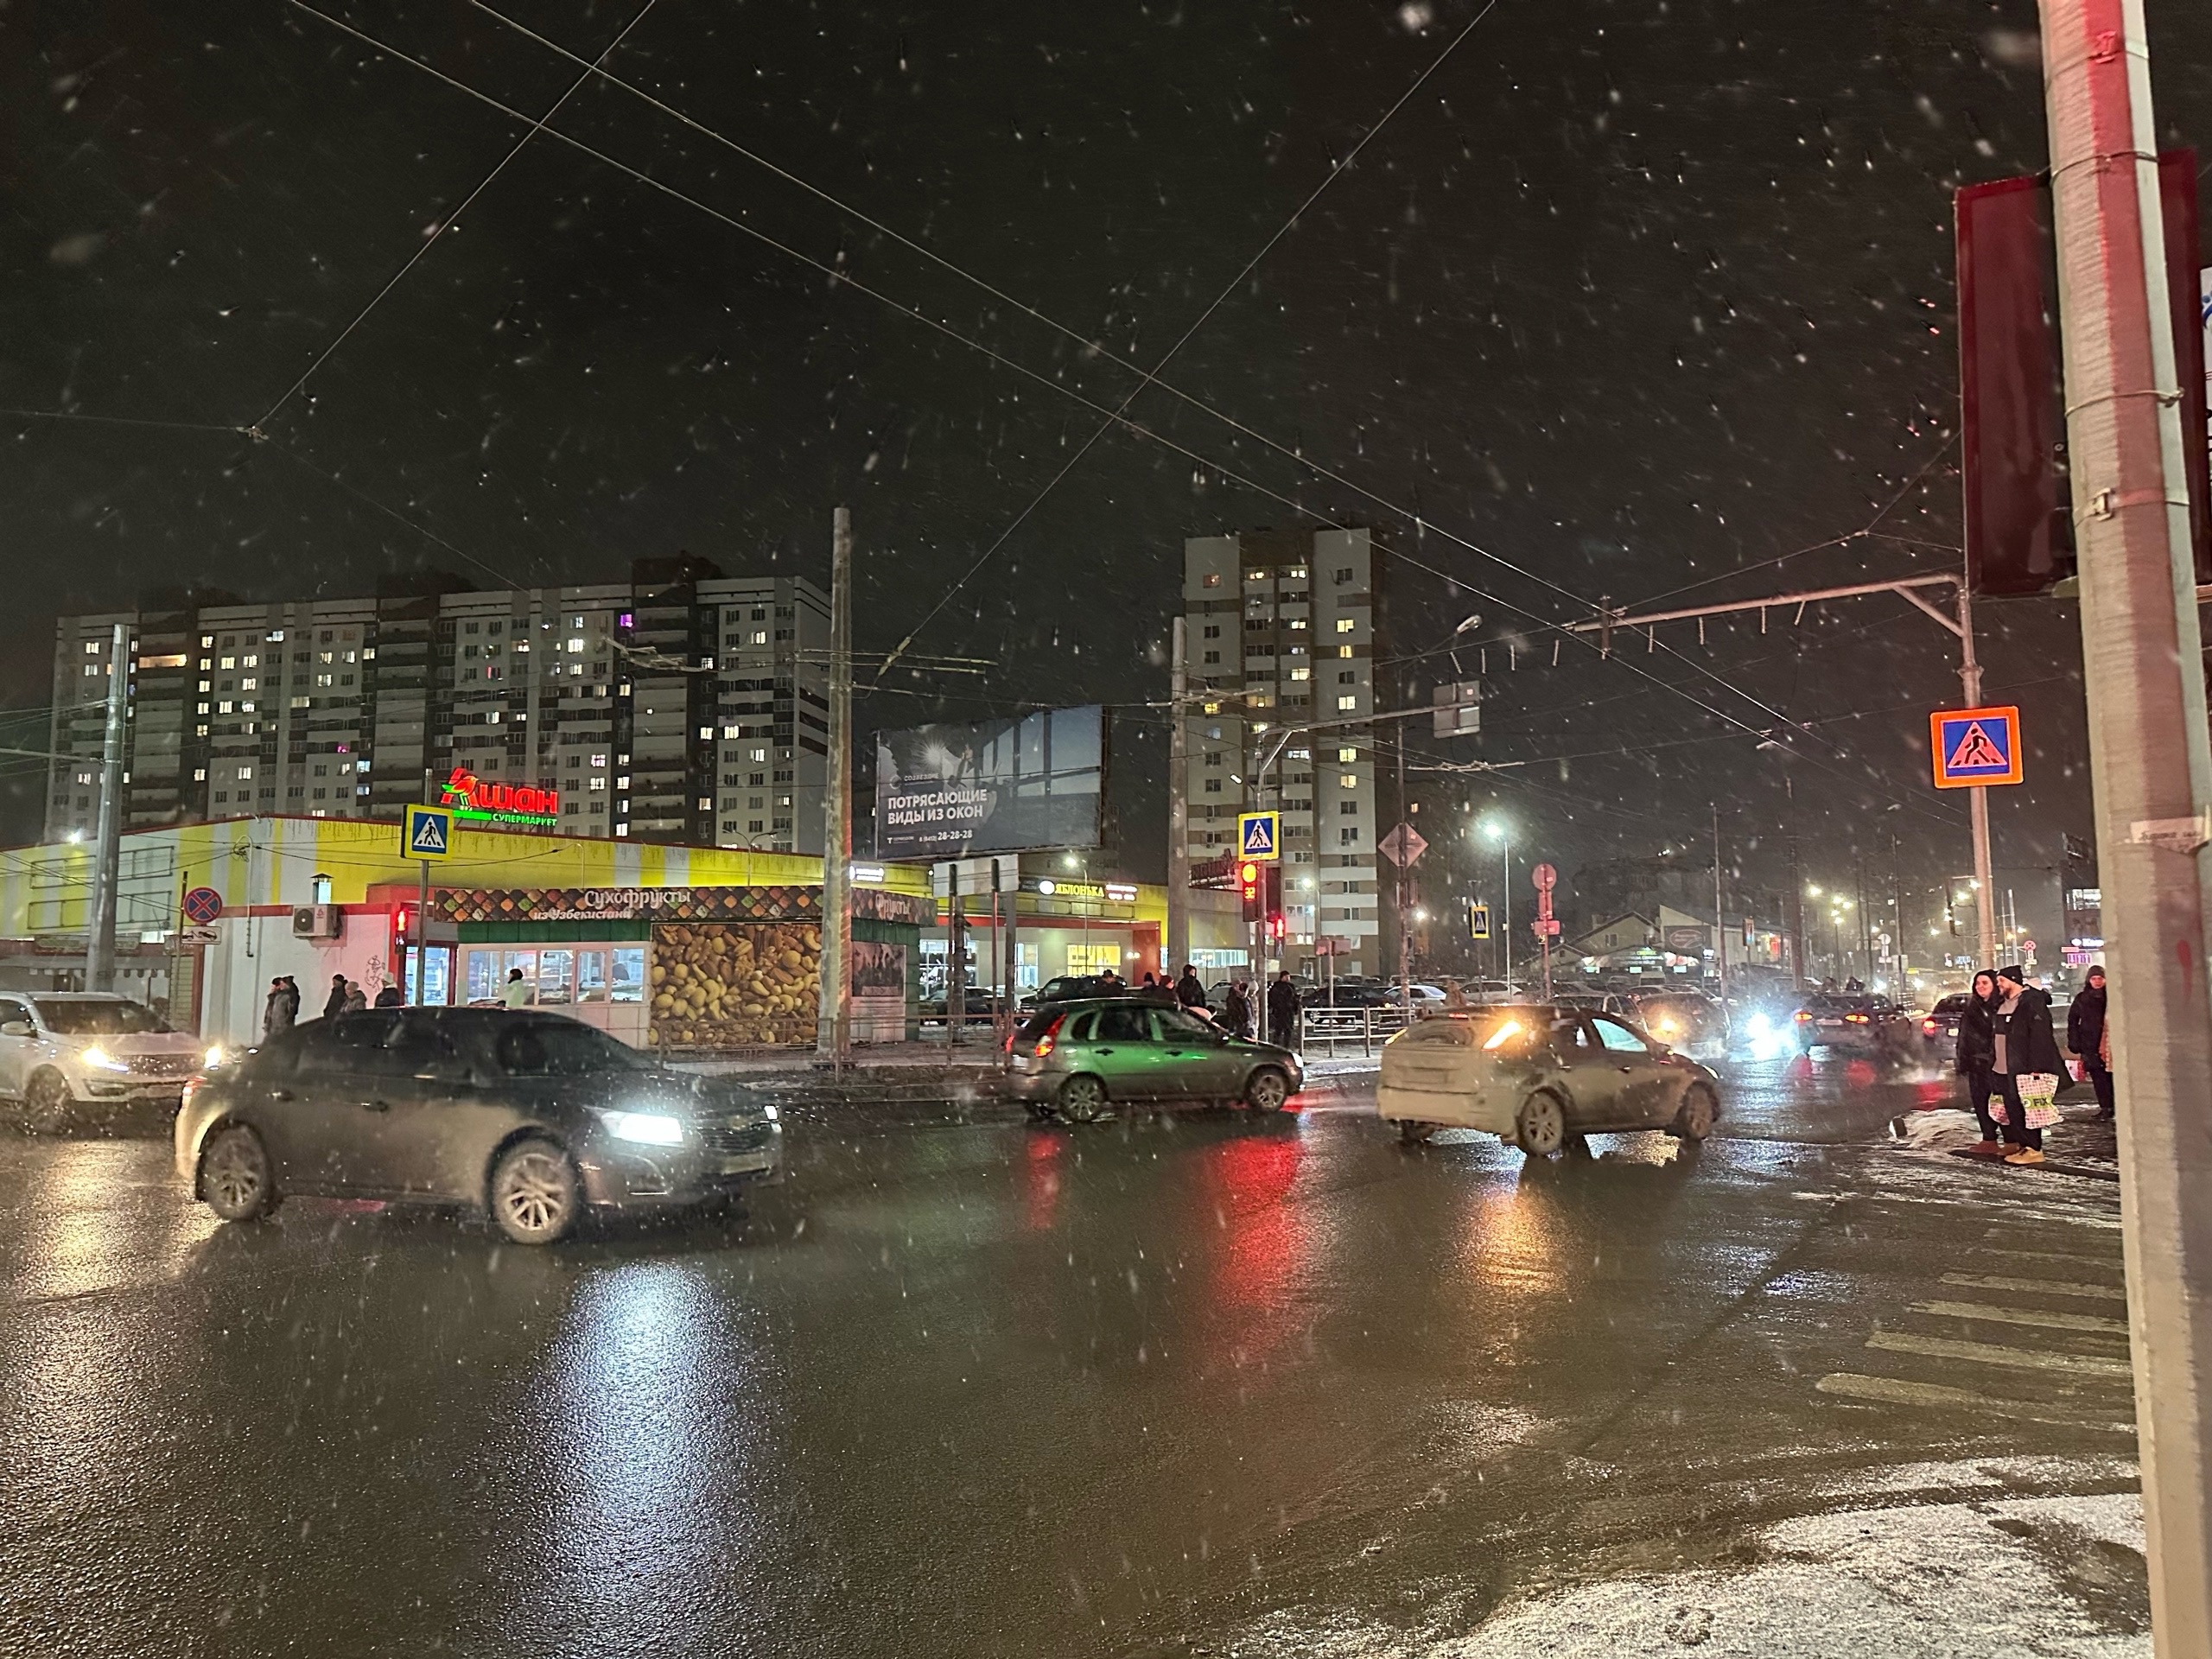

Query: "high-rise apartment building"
left=44, top=558, right=830, bottom=855
left=1179, top=527, right=1385, bottom=976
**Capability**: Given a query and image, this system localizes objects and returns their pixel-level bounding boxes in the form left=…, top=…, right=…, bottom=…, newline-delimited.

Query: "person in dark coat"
left=1174, top=964, right=1207, bottom=1010
left=372, top=982, right=404, bottom=1008
left=322, top=974, right=350, bottom=1020
left=2068, top=965, right=2113, bottom=1120
left=1266, top=971, right=1301, bottom=1051
left=1993, top=965, right=2066, bottom=1164
left=1223, top=980, right=1252, bottom=1040
left=264, top=977, right=296, bottom=1039
left=1954, top=969, right=2001, bottom=1151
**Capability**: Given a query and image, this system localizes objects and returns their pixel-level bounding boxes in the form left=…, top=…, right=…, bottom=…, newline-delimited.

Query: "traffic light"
left=1262, top=865, right=1285, bottom=938
left=1239, top=860, right=1263, bottom=921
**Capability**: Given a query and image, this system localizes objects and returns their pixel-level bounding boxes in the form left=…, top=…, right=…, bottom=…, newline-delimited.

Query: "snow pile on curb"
left=1889, top=1106, right=1983, bottom=1151
left=1230, top=1481, right=2146, bottom=1657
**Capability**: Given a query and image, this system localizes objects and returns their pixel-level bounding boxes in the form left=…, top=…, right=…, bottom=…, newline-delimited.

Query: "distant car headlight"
left=763, top=1103, right=779, bottom=1123
left=79, top=1046, right=130, bottom=1073
left=598, top=1110, right=685, bottom=1147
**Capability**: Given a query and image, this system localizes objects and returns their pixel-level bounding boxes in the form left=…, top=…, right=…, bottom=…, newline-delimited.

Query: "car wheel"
left=1396, top=1118, right=1436, bottom=1146
left=22, top=1068, right=73, bottom=1135
left=1055, top=1075, right=1110, bottom=1124
left=200, top=1125, right=276, bottom=1223
left=1672, top=1084, right=1718, bottom=1141
left=488, top=1138, right=582, bottom=1245
left=1244, top=1067, right=1290, bottom=1112
left=1513, top=1091, right=1567, bottom=1158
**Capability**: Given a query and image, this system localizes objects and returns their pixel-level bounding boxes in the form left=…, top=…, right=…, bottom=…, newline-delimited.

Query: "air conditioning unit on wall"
left=291, top=905, right=343, bottom=940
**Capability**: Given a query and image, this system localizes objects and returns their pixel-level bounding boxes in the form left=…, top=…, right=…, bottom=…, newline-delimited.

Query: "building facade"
left=44, top=558, right=830, bottom=855
left=1179, top=526, right=1384, bottom=976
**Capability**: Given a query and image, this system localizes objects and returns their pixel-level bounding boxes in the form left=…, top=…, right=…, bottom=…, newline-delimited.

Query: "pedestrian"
left=373, top=982, right=404, bottom=1009
left=1992, top=965, right=2066, bottom=1166
left=1224, top=979, right=1252, bottom=1039
left=2068, top=965, right=2114, bottom=1121
left=322, top=974, right=350, bottom=1020
left=277, top=976, right=301, bottom=1027
left=263, top=976, right=295, bottom=1039
left=502, top=967, right=533, bottom=1008
left=1267, top=969, right=1301, bottom=1052
left=1954, top=969, right=2002, bottom=1153
left=343, top=982, right=369, bottom=1013
left=1175, top=963, right=1207, bottom=1010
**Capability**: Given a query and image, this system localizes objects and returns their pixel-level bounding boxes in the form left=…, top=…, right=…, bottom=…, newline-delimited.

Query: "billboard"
left=874, top=706, right=1104, bottom=859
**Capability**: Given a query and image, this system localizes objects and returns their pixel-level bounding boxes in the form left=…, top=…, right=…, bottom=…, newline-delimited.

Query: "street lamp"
left=1482, top=817, right=1512, bottom=995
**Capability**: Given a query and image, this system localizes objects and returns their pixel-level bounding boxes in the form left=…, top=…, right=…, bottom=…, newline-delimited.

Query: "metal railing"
left=1298, top=1003, right=1419, bottom=1055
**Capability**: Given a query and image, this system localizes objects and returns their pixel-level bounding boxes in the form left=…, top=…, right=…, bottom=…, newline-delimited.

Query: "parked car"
left=1376, top=1003, right=1721, bottom=1154
left=1791, top=993, right=1920, bottom=1060
left=175, top=1008, right=783, bottom=1245
left=1005, top=999, right=1302, bottom=1123
left=1025, top=975, right=1174, bottom=1012
left=0, top=991, right=217, bottom=1133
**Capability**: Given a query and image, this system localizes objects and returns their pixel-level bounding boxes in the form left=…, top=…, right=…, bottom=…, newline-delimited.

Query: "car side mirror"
left=0, top=1021, right=29, bottom=1039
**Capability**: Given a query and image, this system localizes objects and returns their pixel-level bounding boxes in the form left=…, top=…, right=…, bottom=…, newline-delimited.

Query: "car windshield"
left=33, top=998, right=163, bottom=1034
left=492, top=1020, right=650, bottom=1077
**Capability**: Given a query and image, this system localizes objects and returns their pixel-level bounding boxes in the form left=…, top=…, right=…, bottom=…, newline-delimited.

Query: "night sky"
left=5, top=0, right=2209, bottom=950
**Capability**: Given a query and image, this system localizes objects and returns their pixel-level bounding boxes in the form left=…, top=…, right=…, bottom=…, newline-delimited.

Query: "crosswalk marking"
left=1866, top=1329, right=2133, bottom=1377
left=1910, top=1299, right=2131, bottom=1336
left=1941, top=1272, right=2125, bottom=1301
left=1816, top=1371, right=2135, bottom=1433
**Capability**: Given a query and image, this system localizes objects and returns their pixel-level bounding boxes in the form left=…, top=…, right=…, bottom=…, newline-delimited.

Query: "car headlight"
left=763, top=1103, right=780, bottom=1123
left=79, top=1046, right=130, bottom=1073
left=203, top=1044, right=228, bottom=1071
left=597, top=1109, right=686, bottom=1147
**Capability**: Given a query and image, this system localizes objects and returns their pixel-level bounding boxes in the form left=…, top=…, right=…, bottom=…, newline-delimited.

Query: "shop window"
left=537, top=949, right=575, bottom=1006
left=610, top=947, right=645, bottom=1001
left=1066, top=943, right=1121, bottom=976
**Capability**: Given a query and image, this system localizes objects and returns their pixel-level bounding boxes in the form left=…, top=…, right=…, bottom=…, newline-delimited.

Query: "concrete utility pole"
left=817, top=507, right=853, bottom=1065
left=1167, top=616, right=1189, bottom=974
left=2037, top=2, right=2212, bottom=1650
left=1712, top=803, right=1728, bottom=999
left=86, top=621, right=128, bottom=993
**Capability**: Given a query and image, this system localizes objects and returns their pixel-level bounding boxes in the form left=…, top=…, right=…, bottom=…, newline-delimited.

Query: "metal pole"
left=1956, top=583, right=2001, bottom=970
left=817, top=506, right=853, bottom=1064
left=1396, top=744, right=1411, bottom=1011
left=1713, top=802, right=1727, bottom=1001
left=2037, top=1, right=2212, bottom=1649
left=416, top=858, right=430, bottom=1002
left=948, top=871, right=966, bottom=1046
left=86, top=621, right=128, bottom=993
left=1167, top=615, right=1189, bottom=973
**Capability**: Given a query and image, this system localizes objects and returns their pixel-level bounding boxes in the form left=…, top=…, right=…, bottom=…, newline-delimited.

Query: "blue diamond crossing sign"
left=1236, top=810, right=1281, bottom=861
left=1929, top=705, right=2023, bottom=789
left=403, top=804, right=455, bottom=860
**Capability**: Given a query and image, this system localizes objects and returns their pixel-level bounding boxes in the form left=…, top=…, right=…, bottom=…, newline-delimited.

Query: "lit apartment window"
left=1338, top=747, right=1357, bottom=762
left=1336, top=696, right=1357, bottom=711
left=1340, top=773, right=1359, bottom=790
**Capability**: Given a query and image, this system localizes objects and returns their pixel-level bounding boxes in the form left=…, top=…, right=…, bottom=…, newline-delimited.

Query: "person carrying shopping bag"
left=2068, top=965, right=2114, bottom=1120
left=1992, top=965, right=2066, bottom=1166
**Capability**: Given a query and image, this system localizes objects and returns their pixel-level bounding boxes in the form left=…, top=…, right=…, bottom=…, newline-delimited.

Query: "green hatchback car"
left=1007, top=998, right=1303, bottom=1123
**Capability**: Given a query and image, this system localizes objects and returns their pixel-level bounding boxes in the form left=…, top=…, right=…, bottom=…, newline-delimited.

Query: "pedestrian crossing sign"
left=1236, top=810, right=1281, bottom=861
left=403, top=804, right=455, bottom=860
left=1929, top=705, right=2023, bottom=789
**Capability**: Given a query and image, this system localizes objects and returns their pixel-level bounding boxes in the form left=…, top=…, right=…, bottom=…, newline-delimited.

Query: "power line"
left=0, top=407, right=246, bottom=436
left=256, top=1, right=660, bottom=435
left=876, top=0, right=1508, bottom=672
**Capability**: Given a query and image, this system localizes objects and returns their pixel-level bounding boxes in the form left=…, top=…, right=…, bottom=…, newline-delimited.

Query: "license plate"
left=717, top=1153, right=772, bottom=1176
left=1819, top=1020, right=1843, bottom=1028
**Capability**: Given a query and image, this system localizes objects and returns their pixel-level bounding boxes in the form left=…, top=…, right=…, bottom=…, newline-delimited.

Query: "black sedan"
left=175, top=1008, right=783, bottom=1245
left=1791, top=993, right=1921, bottom=1060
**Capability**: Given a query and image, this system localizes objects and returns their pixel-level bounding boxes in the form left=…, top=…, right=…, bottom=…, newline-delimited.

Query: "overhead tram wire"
left=285, top=2, right=1912, bottom=791
left=252, top=1, right=661, bottom=437
left=1, top=408, right=248, bottom=436
left=873, top=0, right=1509, bottom=673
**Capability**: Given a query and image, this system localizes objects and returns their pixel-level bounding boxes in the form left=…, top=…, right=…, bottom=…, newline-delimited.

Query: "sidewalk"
left=1891, top=1090, right=2119, bottom=1180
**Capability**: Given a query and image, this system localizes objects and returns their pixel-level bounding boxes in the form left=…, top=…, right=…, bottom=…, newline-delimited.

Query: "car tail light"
left=1029, top=1014, right=1065, bottom=1058
left=1793, top=1010, right=1812, bottom=1023
left=1922, top=1018, right=1938, bottom=1036
left=181, top=1074, right=202, bottom=1112
left=1846, top=1012, right=1871, bottom=1025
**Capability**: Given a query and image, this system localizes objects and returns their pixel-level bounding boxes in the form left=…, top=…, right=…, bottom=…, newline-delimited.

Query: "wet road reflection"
left=0, top=1055, right=2026, bottom=1657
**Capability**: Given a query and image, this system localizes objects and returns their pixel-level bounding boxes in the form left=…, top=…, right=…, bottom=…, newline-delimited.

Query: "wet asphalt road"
left=0, top=1053, right=2136, bottom=1657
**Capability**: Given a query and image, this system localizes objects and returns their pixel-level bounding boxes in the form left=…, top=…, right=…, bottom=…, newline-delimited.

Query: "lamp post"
left=1483, top=817, right=1511, bottom=995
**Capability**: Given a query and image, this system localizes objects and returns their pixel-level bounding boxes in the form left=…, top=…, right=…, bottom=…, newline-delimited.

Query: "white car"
left=0, top=992, right=217, bottom=1132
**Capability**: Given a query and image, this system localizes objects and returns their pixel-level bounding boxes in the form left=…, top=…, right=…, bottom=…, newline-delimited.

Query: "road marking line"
left=1911, top=1300, right=2131, bottom=1336
left=1942, top=1273, right=2125, bottom=1301
left=1816, top=1371, right=2135, bottom=1433
left=1866, top=1330, right=2133, bottom=1377
left=1981, top=1246, right=2126, bottom=1270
